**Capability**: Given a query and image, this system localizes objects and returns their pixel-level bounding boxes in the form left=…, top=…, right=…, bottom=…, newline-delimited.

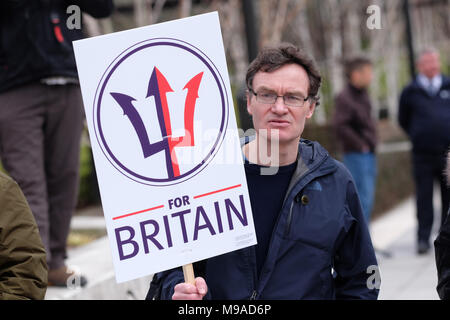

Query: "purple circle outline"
left=94, top=38, right=229, bottom=186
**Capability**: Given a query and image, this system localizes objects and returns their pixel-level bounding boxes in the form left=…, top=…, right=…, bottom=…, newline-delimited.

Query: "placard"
left=73, top=12, right=256, bottom=283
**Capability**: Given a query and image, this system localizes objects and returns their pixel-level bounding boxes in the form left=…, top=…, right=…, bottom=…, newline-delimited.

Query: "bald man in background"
left=398, top=49, right=450, bottom=255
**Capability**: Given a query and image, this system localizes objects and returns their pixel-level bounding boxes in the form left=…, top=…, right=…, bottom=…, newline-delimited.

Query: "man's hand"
left=172, top=277, right=208, bottom=300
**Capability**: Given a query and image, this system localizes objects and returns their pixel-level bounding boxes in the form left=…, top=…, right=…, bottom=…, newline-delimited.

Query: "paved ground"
left=45, top=194, right=444, bottom=300
left=370, top=195, right=442, bottom=300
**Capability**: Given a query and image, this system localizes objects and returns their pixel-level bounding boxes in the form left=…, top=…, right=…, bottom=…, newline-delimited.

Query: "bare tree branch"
left=152, top=0, right=167, bottom=23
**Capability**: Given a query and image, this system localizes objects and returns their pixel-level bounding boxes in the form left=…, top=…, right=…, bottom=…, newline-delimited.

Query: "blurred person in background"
left=333, top=57, right=377, bottom=224
left=0, top=0, right=114, bottom=287
left=0, top=171, right=47, bottom=300
left=398, top=49, right=450, bottom=255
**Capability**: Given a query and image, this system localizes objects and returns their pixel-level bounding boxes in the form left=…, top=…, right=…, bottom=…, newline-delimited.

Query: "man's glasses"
left=249, top=88, right=310, bottom=108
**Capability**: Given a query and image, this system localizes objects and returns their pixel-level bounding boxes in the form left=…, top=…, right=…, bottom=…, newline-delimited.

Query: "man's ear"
left=305, top=101, right=316, bottom=119
left=246, top=92, right=253, bottom=115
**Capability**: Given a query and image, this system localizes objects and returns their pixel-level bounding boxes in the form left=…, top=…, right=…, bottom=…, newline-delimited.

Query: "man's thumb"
left=195, top=277, right=207, bottom=295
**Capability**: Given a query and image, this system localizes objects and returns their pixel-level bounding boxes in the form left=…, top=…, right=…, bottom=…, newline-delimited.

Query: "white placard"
left=73, top=12, right=256, bottom=283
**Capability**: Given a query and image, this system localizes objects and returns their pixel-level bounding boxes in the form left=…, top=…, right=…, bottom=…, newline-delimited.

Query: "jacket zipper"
left=284, top=200, right=296, bottom=236
left=246, top=144, right=332, bottom=297
left=283, top=155, right=330, bottom=237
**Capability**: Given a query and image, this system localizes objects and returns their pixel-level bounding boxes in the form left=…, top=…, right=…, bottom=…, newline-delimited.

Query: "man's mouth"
left=267, top=119, right=290, bottom=127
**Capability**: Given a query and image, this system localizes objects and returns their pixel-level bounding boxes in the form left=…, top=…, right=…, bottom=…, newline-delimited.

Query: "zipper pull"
left=250, top=290, right=258, bottom=300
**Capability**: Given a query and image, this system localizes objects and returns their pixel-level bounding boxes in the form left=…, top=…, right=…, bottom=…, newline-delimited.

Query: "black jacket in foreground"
left=0, top=0, right=114, bottom=93
left=435, top=208, right=450, bottom=300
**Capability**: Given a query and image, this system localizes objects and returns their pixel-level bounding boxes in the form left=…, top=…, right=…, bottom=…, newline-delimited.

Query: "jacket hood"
left=287, top=139, right=337, bottom=199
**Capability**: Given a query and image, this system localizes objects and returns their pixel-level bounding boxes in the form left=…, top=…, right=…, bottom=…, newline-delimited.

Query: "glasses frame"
left=248, top=88, right=310, bottom=107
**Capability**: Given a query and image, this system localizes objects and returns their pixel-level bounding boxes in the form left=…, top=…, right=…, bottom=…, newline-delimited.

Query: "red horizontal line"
left=194, top=184, right=242, bottom=199
left=112, top=204, right=164, bottom=221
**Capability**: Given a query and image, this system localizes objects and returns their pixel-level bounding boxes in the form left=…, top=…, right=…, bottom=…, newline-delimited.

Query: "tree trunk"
left=385, top=0, right=401, bottom=122
left=134, top=0, right=148, bottom=27
left=294, top=0, right=313, bottom=53
left=270, top=0, right=289, bottom=45
left=325, top=0, right=344, bottom=96
left=227, top=0, right=248, bottom=85
left=366, top=0, right=385, bottom=120
left=179, top=0, right=192, bottom=18
left=342, top=0, right=362, bottom=57
left=100, top=18, right=114, bottom=34
left=83, top=14, right=102, bottom=37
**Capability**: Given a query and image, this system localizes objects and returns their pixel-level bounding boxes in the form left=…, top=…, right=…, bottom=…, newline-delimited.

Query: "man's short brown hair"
left=344, top=56, right=372, bottom=80
left=245, top=43, right=322, bottom=105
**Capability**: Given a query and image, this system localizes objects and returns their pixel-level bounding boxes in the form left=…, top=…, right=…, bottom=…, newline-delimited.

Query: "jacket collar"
left=411, top=74, right=450, bottom=93
left=285, top=139, right=337, bottom=200
left=240, top=136, right=337, bottom=198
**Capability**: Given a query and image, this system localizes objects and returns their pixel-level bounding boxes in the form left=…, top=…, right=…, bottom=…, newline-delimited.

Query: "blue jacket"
left=398, top=75, right=450, bottom=155
left=147, top=139, right=379, bottom=300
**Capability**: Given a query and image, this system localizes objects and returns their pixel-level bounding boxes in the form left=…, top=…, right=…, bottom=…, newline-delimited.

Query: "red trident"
left=111, top=67, right=203, bottom=179
left=155, top=68, right=203, bottom=177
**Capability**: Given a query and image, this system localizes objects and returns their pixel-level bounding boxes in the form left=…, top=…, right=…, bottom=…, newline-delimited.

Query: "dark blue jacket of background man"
left=147, top=139, right=380, bottom=300
left=398, top=76, right=450, bottom=155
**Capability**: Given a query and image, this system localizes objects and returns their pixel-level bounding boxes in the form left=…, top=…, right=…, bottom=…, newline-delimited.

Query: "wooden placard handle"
left=182, top=264, right=195, bottom=285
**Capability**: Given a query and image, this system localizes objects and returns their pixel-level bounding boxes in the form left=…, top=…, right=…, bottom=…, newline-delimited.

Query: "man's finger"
left=195, top=277, right=208, bottom=295
left=172, top=292, right=203, bottom=300
left=174, top=283, right=197, bottom=295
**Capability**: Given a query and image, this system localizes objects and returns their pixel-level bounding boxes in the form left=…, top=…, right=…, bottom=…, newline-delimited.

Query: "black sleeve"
left=0, top=0, right=27, bottom=12
left=145, top=260, right=209, bottom=300
left=65, top=0, right=114, bottom=18
left=434, top=211, right=450, bottom=300
left=146, top=268, right=184, bottom=300
left=398, top=88, right=411, bottom=135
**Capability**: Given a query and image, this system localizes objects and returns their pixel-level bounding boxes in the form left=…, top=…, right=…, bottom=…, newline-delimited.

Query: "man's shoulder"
left=334, top=86, right=362, bottom=112
left=331, top=157, right=353, bottom=180
left=442, top=75, right=450, bottom=87
left=299, top=139, right=348, bottom=176
left=0, top=171, right=14, bottom=191
left=401, top=80, right=417, bottom=93
left=334, top=86, right=352, bottom=102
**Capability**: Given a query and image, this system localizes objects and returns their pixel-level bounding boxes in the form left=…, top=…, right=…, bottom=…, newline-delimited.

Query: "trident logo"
left=110, top=67, right=203, bottom=179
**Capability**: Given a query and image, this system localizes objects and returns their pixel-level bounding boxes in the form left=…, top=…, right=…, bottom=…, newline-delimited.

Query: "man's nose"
left=271, top=96, right=288, bottom=113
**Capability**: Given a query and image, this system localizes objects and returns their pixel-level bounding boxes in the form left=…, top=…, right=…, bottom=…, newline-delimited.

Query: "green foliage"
left=77, top=145, right=100, bottom=208
left=318, top=72, right=334, bottom=120
left=372, top=151, right=414, bottom=219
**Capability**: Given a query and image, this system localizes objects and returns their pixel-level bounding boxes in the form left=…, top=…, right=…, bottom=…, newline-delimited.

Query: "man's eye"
left=286, top=95, right=302, bottom=102
left=259, top=92, right=275, bottom=98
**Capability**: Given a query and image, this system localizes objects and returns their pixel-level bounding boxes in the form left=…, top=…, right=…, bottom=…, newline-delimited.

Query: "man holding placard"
left=147, top=43, right=380, bottom=300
